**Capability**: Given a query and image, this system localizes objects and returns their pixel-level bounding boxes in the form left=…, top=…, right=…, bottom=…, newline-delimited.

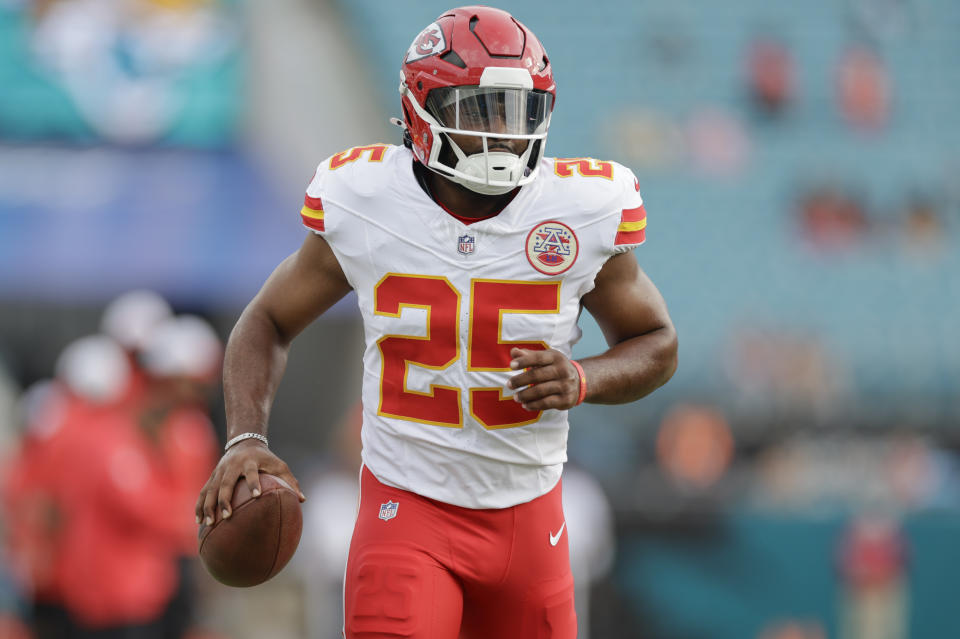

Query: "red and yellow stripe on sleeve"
left=615, top=204, right=646, bottom=245
left=301, top=194, right=325, bottom=232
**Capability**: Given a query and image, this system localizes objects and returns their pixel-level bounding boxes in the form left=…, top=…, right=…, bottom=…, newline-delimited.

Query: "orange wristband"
left=570, top=360, right=587, bottom=406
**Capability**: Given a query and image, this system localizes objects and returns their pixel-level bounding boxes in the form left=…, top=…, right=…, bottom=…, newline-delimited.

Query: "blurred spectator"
left=2, top=318, right=220, bottom=639
left=838, top=514, right=908, bottom=639
left=795, top=184, right=947, bottom=255
left=757, top=620, right=827, bottom=639
left=656, top=403, right=734, bottom=490
left=138, top=314, right=221, bottom=637
left=724, top=327, right=848, bottom=418
left=898, top=193, right=944, bottom=256
left=836, top=44, right=891, bottom=132
left=139, top=314, right=221, bottom=545
left=795, top=184, right=869, bottom=251
left=52, top=355, right=190, bottom=635
left=685, top=107, right=751, bottom=176
left=299, top=403, right=362, bottom=639
left=139, top=315, right=223, bottom=557
left=2, top=336, right=131, bottom=638
left=751, top=432, right=958, bottom=511
left=746, top=35, right=795, bottom=118
left=561, top=465, right=615, bottom=639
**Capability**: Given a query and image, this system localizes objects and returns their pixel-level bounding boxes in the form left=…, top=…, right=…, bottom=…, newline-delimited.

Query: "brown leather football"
left=198, top=473, right=303, bottom=587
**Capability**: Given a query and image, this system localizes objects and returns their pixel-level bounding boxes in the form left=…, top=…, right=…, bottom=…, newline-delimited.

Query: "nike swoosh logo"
left=549, top=522, right=566, bottom=547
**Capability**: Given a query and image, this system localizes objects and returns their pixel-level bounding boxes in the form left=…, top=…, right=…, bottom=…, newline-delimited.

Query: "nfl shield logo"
left=378, top=500, right=399, bottom=521
left=458, top=234, right=475, bottom=255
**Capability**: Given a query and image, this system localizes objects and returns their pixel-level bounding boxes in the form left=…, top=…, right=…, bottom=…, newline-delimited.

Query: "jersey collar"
left=411, top=160, right=520, bottom=226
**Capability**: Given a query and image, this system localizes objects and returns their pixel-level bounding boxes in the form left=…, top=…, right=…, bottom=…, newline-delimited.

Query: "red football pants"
left=343, top=466, right=576, bottom=639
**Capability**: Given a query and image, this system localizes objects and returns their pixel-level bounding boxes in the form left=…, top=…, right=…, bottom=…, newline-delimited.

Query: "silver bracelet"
left=224, top=432, right=269, bottom=452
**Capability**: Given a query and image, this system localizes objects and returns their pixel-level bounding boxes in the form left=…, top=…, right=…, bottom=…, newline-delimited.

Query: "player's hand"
left=195, top=439, right=306, bottom=527
left=506, top=347, right=582, bottom=411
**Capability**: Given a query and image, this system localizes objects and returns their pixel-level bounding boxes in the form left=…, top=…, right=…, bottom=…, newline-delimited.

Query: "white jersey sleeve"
left=607, top=162, right=647, bottom=254
left=301, top=166, right=327, bottom=233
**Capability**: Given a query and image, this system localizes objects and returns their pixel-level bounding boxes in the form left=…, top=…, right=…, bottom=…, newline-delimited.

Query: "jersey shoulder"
left=300, top=143, right=407, bottom=233
left=537, top=156, right=647, bottom=250
left=539, top=156, right=642, bottom=213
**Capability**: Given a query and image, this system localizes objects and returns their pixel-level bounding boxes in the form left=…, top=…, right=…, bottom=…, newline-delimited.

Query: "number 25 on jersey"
left=375, top=274, right=561, bottom=431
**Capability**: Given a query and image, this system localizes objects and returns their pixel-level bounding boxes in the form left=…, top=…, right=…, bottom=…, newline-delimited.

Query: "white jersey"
left=301, top=144, right=647, bottom=508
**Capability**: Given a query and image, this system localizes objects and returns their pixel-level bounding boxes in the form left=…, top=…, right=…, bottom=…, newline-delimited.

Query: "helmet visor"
left=426, top=87, right=553, bottom=136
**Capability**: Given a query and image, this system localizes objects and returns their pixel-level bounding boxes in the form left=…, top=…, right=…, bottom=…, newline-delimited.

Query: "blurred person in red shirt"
left=54, top=381, right=188, bottom=636
left=61, top=314, right=221, bottom=639
left=837, top=514, right=908, bottom=639
left=2, top=336, right=133, bottom=638
left=746, top=35, right=795, bottom=117
left=3, top=378, right=72, bottom=638
left=3, top=314, right=220, bottom=639
left=796, top=184, right=869, bottom=251
left=4, top=288, right=172, bottom=638
left=134, top=314, right=222, bottom=638
left=836, top=44, right=891, bottom=132
left=138, top=315, right=222, bottom=558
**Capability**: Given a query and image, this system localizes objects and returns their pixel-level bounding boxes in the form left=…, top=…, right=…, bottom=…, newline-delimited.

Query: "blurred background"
left=0, top=0, right=958, bottom=638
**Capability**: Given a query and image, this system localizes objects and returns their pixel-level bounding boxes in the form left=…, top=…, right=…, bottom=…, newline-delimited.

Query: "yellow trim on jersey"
left=617, top=218, right=647, bottom=233
left=300, top=205, right=324, bottom=220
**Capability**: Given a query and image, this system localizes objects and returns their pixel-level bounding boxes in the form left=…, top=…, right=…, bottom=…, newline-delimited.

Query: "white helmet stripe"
left=478, top=67, right=534, bottom=89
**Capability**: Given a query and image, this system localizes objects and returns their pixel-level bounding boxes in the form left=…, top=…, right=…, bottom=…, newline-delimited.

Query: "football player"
left=197, top=6, right=678, bottom=638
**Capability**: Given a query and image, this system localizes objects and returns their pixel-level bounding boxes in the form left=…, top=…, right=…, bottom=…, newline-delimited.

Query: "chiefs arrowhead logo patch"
left=406, top=22, right=446, bottom=63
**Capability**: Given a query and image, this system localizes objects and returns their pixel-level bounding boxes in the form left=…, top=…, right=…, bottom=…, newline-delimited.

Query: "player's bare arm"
left=196, top=232, right=351, bottom=525
left=508, top=251, right=677, bottom=410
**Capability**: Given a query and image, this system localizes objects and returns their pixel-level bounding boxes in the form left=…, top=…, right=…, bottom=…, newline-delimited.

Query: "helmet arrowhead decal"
left=406, top=22, right=446, bottom=63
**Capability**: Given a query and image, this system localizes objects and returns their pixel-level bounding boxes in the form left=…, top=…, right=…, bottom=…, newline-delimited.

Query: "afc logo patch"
left=525, top=221, right=579, bottom=275
left=378, top=500, right=399, bottom=521
left=458, top=234, right=475, bottom=255
left=405, top=22, right=446, bottom=63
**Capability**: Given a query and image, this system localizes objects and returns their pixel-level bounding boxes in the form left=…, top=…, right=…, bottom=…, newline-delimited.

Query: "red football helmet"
left=399, top=6, right=556, bottom=195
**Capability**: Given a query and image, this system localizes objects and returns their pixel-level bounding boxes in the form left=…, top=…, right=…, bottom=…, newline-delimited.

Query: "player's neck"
left=422, top=166, right=518, bottom=220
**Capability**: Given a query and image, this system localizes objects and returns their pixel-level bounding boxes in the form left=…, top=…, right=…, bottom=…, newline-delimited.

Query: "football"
left=198, top=473, right=303, bottom=587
